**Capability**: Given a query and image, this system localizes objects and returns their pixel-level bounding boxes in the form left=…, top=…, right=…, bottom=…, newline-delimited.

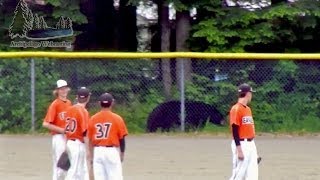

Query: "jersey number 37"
left=95, top=123, right=112, bottom=139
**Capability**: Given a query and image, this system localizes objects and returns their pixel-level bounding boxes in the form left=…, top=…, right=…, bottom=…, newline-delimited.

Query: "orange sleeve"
left=80, top=109, right=88, bottom=133
left=87, top=117, right=94, bottom=140
left=229, top=106, right=241, bottom=126
left=118, top=117, right=128, bottom=139
left=86, top=111, right=90, bottom=130
left=44, top=102, right=56, bottom=123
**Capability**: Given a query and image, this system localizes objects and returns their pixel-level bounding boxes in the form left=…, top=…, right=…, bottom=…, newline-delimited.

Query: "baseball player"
left=43, top=79, right=72, bottom=180
left=229, top=83, right=259, bottom=180
left=64, top=87, right=91, bottom=180
left=88, top=93, right=128, bottom=180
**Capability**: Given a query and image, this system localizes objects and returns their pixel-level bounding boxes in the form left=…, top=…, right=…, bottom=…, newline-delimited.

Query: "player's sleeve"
left=87, top=117, right=94, bottom=140
left=229, top=106, right=241, bottom=126
left=118, top=117, right=128, bottom=139
left=84, top=110, right=90, bottom=131
left=80, top=109, right=88, bottom=134
left=44, top=102, right=56, bottom=123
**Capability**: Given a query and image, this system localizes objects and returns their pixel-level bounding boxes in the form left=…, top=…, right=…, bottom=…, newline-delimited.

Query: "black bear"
left=146, top=100, right=226, bottom=132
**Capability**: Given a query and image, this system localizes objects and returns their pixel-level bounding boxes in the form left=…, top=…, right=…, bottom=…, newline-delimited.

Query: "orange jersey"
left=65, top=105, right=90, bottom=142
left=44, top=98, right=72, bottom=135
left=88, top=110, right=128, bottom=147
left=229, top=102, right=255, bottom=139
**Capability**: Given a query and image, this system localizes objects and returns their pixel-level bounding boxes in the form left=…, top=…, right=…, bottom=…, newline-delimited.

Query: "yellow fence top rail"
left=0, top=51, right=320, bottom=60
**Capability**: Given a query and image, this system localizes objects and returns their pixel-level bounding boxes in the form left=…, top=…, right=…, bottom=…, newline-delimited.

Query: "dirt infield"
left=0, top=134, right=319, bottom=180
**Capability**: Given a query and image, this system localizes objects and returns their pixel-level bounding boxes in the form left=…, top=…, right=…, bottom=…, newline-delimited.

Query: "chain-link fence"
left=1, top=58, right=320, bottom=133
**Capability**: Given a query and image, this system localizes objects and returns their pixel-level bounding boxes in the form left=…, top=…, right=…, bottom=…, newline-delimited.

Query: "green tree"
left=26, top=9, right=34, bottom=30
left=39, top=16, right=47, bottom=29
left=191, top=0, right=320, bottom=52
left=9, top=0, right=30, bottom=38
left=33, top=13, right=40, bottom=30
left=65, top=17, right=72, bottom=29
left=56, top=16, right=65, bottom=29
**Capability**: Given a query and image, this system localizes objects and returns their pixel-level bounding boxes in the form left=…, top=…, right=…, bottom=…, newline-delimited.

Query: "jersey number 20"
left=66, top=118, right=77, bottom=133
left=95, top=123, right=112, bottom=139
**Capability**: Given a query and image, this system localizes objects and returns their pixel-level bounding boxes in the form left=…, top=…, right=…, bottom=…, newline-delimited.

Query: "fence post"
left=30, top=59, right=35, bottom=132
left=179, top=60, right=185, bottom=132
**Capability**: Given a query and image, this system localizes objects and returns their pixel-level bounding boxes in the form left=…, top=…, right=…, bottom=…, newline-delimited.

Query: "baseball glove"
left=57, top=151, right=70, bottom=171
left=257, top=157, right=262, bottom=164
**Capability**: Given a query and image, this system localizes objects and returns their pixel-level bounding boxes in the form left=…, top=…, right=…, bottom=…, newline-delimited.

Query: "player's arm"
left=85, top=118, right=94, bottom=180
left=83, top=115, right=93, bottom=164
left=43, top=122, right=65, bottom=134
left=230, top=107, right=244, bottom=160
left=232, top=124, right=241, bottom=146
left=83, top=132, right=93, bottom=164
left=118, top=117, right=128, bottom=162
left=230, top=107, right=241, bottom=146
left=42, top=103, right=65, bottom=134
left=119, top=138, right=125, bottom=162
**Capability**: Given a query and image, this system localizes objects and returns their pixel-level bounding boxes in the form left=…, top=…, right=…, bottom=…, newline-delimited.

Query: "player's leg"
left=78, top=143, right=87, bottom=180
left=93, top=147, right=107, bottom=179
left=229, top=140, right=237, bottom=180
left=52, top=136, right=58, bottom=180
left=245, top=141, right=258, bottom=180
left=105, top=147, right=123, bottom=180
left=65, top=140, right=82, bottom=180
left=52, top=134, right=67, bottom=180
left=231, top=141, right=250, bottom=180
left=83, top=154, right=89, bottom=180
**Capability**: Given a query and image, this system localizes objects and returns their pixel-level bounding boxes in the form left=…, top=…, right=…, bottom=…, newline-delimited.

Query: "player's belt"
left=69, top=138, right=84, bottom=143
left=94, top=145, right=115, bottom=147
left=239, top=138, right=254, bottom=141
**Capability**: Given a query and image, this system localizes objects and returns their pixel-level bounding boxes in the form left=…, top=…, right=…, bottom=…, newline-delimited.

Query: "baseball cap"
left=99, top=93, right=114, bottom=104
left=77, top=87, right=91, bottom=99
left=56, top=79, right=68, bottom=88
left=238, top=83, right=256, bottom=93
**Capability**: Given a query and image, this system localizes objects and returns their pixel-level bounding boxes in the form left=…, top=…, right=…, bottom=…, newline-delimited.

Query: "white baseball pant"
left=230, top=139, right=258, bottom=180
left=93, top=147, right=123, bottom=180
left=65, top=139, right=89, bottom=180
left=52, top=134, right=67, bottom=180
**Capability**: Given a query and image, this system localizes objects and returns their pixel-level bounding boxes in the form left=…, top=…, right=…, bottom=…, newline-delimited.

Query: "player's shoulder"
left=90, top=112, right=101, bottom=120
left=68, top=104, right=77, bottom=110
left=230, top=103, right=244, bottom=112
left=50, top=99, right=59, bottom=106
left=66, top=99, right=72, bottom=105
left=231, top=103, right=240, bottom=110
left=52, top=98, right=72, bottom=106
left=111, top=112, right=124, bottom=121
left=66, top=105, right=79, bottom=113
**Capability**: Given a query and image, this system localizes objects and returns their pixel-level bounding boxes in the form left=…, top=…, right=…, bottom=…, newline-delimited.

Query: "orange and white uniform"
left=88, top=110, right=128, bottom=180
left=44, top=98, right=71, bottom=180
left=229, top=102, right=258, bottom=180
left=65, top=105, right=90, bottom=180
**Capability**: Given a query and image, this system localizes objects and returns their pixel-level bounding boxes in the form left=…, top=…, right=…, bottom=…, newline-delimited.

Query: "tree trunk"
left=119, top=0, right=137, bottom=51
left=176, top=10, right=192, bottom=89
left=159, top=3, right=172, bottom=100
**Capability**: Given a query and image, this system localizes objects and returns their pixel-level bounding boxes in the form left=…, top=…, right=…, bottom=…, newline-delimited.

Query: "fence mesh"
left=1, top=58, right=320, bottom=133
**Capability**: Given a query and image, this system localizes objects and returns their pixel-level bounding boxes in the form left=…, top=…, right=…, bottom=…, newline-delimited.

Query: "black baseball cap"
left=77, top=87, right=91, bottom=99
left=238, top=83, right=256, bottom=93
left=99, top=93, right=114, bottom=104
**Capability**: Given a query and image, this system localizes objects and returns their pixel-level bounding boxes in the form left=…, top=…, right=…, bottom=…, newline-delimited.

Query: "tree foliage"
left=191, top=0, right=320, bottom=52
left=9, top=0, right=30, bottom=39
left=1, top=0, right=320, bottom=133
